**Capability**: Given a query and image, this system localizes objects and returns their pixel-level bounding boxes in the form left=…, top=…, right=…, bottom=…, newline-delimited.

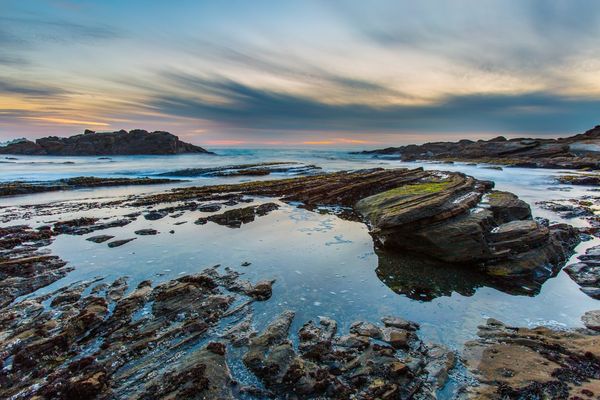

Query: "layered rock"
left=133, top=168, right=580, bottom=280
left=158, top=161, right=322, bottom=177
left=0, top=176, right=182, bottom=197
left=357, top=125, right=600, bottom=169
left=463, top=318, right=600, bottom=399
left=0, top=129, right=212, bottom=155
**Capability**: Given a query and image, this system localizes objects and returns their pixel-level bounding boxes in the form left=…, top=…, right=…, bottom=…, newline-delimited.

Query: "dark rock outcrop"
left=158, top=162, right=322, bottom=177
left=0, top=129, right=212, bottom=155
left=357, top=125, right=600, bottom=169
left=242, top=311, right=453, bottom=399
left=0, top=176, right=181, bottom=197
left=565, top=245, right=600, bottom=299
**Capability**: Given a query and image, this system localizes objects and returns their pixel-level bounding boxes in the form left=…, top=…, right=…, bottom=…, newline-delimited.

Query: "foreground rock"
left=0, top=225, right=72, bottom=307
left=133, top=168, right=579, bottom=282
left=0, top=129, right=212, bottom=155
left=357, top=125, right=600, bottom=169
left=463, top=318, right=600, bottom=399
left=243, top=311, right=453, bottom=399
left=0, top=176, right=181, bottom=197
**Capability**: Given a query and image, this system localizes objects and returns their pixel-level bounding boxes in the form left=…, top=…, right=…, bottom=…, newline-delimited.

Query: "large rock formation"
left=357, top=125, right=600, bottom=169
left=134, top=168, right=580, bottom=280
left=0, top=129, right=212, bottom=155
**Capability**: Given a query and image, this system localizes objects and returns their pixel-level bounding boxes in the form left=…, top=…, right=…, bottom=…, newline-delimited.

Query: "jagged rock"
left=0, top=129, right=212, bottom=155
left=243, top=311, right=447, bottom=398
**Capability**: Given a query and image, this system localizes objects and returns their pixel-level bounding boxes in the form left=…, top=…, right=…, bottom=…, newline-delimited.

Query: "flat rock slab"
left=86, top=235, right=114, bottom=243
left=134, top=229, right=158, bottom=235
left=107, top=238, right=136, bottom=248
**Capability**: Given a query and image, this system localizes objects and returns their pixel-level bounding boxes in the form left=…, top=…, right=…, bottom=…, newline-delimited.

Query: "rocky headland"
left=0, top=129, right=212, bottom=156
left=357, top=125, right=600, bottom=169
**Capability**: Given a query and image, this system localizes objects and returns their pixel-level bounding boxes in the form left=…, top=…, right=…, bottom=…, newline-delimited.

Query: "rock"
left=196, top=203, right=280, bottom=228
left=350, top=321, right=382, bottom=339
left=144, top=210, right=167, bottom=220
left=134, top=228, right=158, bottom=235
left=107, top=238, right=136, bottom=248
left=135, top=168, right=579, bottom=284
left=86, top=235, right=114, bottom=243
left=158, top=162, right=322, bottom=177
left=582, top=310, right=600, bottom=331
left=355, top=125, right=600, bottom=170
left=245, top=280, right=274, bottom=300
left=241, top=261, right=251, bottom=266
left=382, top=327, right=410, bottom=349
left=198, top=203, right=222, bottom=212
left=565, top=245, right=600, bottom=299
left=0, top=129, right=213, bottom=155
left=463, top=318, right=600, bottom=399
left=486, top=191, right=531, bottom=223
left=381, top=316, right=419, bottom=331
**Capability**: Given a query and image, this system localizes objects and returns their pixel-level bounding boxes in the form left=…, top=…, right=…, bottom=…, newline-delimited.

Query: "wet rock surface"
left=463, top=318, right=600, bottom=399
left=0, top=233, right=454, bottom=400
left=357, top=125, right=600, bottom=169
left=195, top=202, right=280, bottom=228
left=132, top=168, right=579, bottom=282
left=565, top=245, right=600, bottom=299
left=242, top=311, right=454, bottom=399
left=158, top=161, right=322, bottom=177
left=0, top=176, right=181, bottom=197
left=0, top=129, right=212, bottom=155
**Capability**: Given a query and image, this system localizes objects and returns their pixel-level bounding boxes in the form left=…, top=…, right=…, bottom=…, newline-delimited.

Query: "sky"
left=1, top=0, right=600, bottom=147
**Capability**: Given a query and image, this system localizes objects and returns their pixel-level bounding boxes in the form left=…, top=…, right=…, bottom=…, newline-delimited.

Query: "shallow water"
left=1, top=149, right=598, bottom=397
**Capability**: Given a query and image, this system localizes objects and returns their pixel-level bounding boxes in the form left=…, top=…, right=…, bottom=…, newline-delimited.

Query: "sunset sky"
left=1, top=0, right=600, bottom=147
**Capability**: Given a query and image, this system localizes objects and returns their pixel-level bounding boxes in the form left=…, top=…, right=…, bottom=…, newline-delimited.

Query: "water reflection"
left=375, top=248, right=548, bottom=301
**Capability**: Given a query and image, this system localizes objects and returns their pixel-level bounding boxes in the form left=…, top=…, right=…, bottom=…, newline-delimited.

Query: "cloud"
left=0, top=80, right=66, bottom=97
left=146, top=73, right=600, bottom=134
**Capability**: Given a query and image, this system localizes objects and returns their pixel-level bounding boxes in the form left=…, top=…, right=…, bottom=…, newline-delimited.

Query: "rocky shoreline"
left=0, top=167, right=598, bottom=398
left=356, top=125, right=600, bottom=170
left=0, top=129, right=212, bottom=156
